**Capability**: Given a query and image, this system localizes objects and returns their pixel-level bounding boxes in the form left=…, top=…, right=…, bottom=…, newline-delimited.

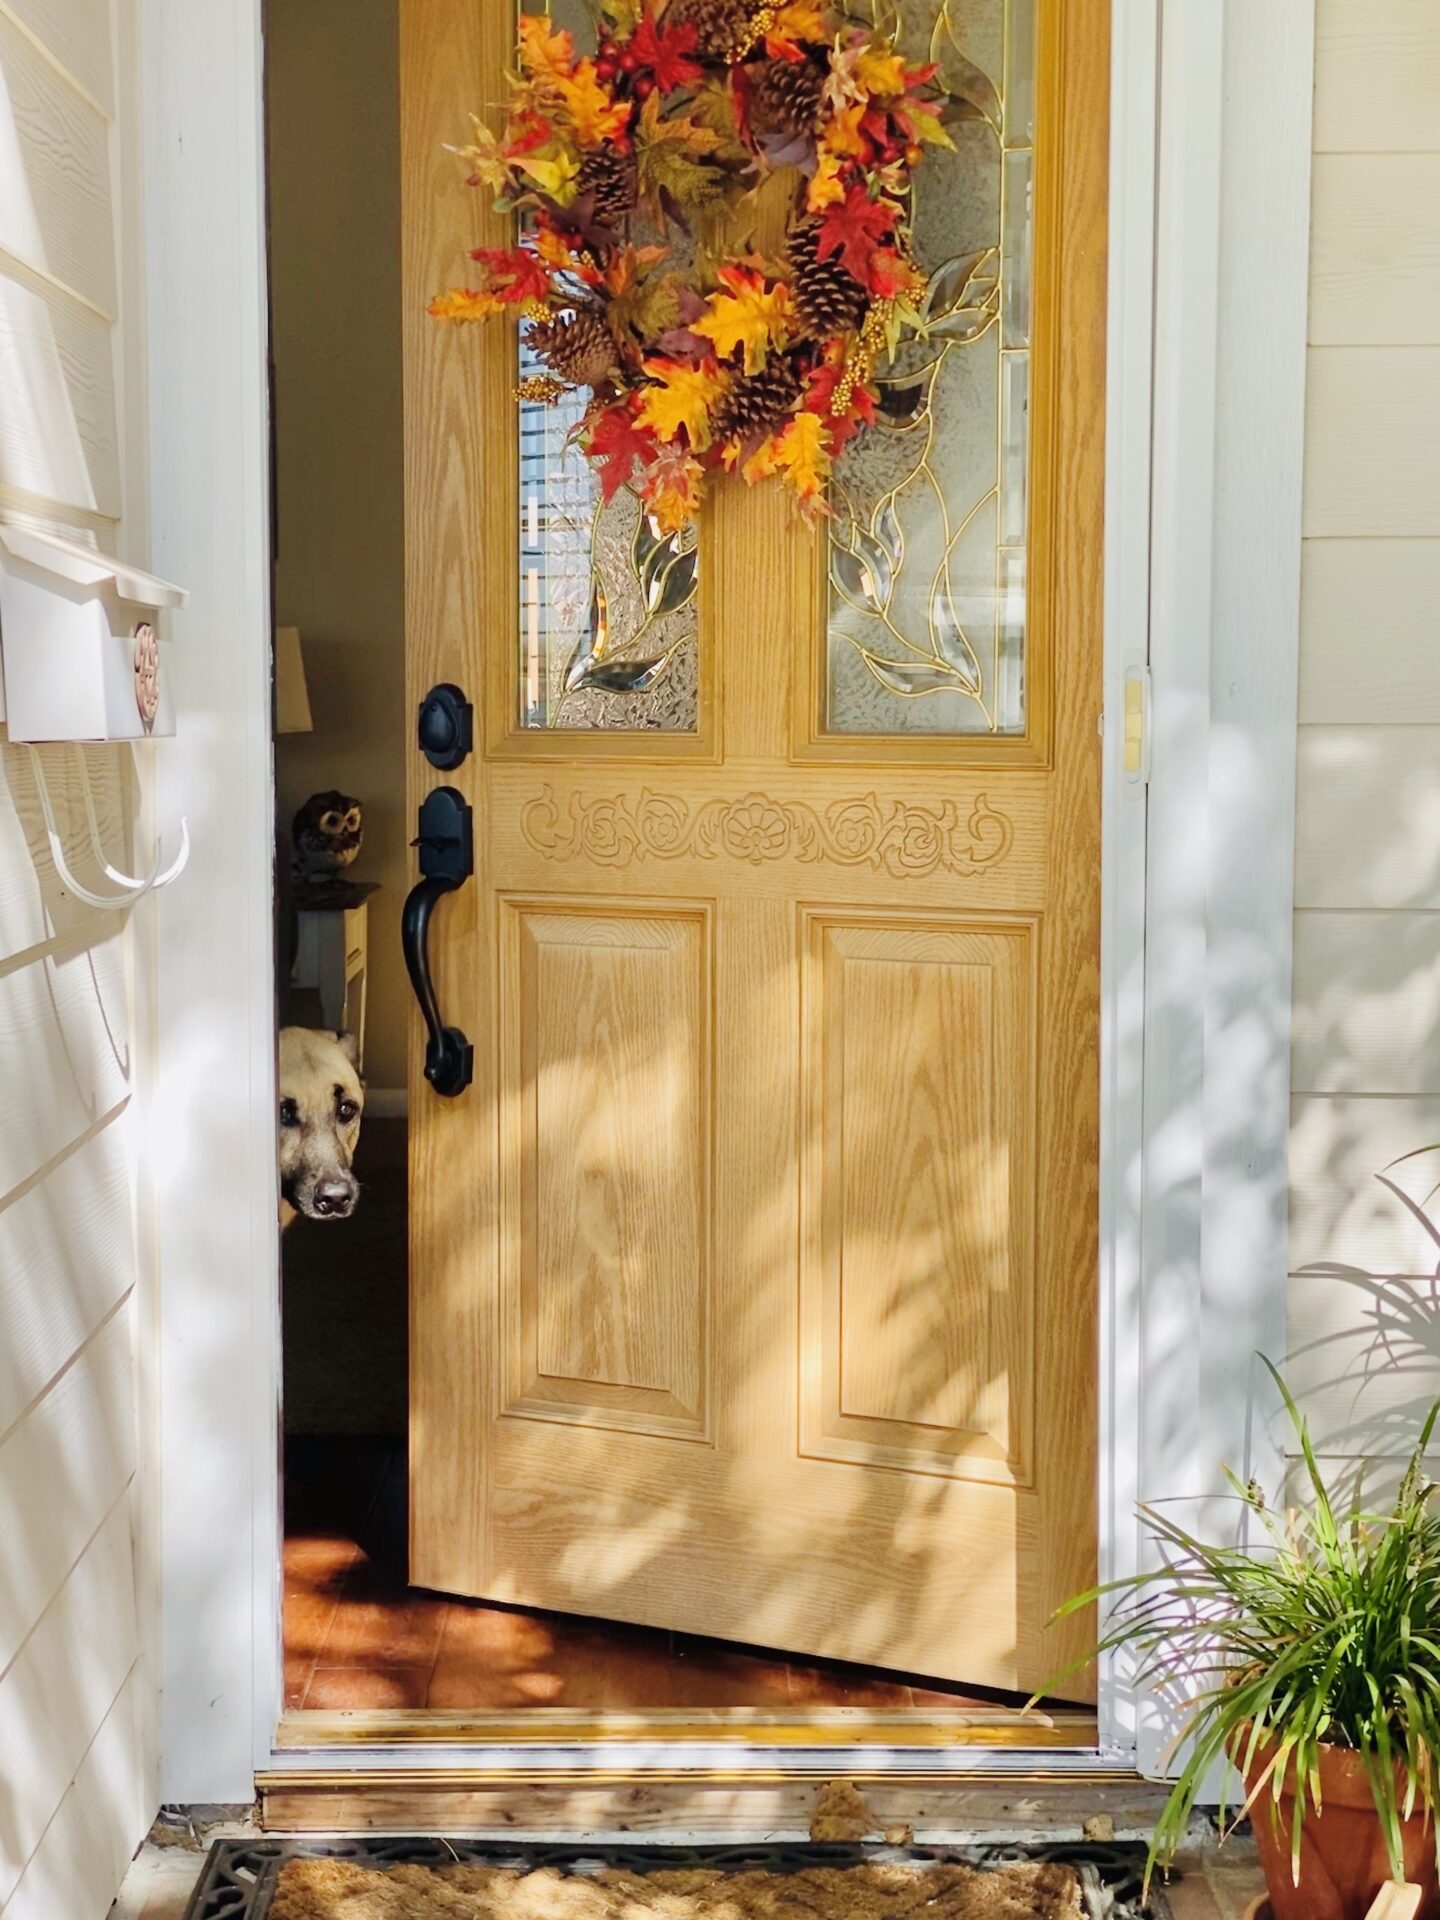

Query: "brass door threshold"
left=276, top=1707, right=1099, bottom=1750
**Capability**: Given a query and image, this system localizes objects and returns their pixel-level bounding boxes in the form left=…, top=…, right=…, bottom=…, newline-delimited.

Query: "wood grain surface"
left=401, top=0, right=1105, bottom=1697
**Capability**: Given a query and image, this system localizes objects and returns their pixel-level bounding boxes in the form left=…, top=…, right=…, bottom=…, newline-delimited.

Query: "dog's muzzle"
left=309, top=1176, right=358, bottom=1219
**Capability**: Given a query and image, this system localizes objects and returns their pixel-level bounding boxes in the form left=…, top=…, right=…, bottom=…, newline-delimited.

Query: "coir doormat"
left=181, top=1842, right=1175, bottom=1920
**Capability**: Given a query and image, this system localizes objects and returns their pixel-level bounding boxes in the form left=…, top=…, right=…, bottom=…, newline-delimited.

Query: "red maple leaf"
left=466, top=246, right=551, bottom=305
left=627, top=11, right=704, bottom=92
left=815, top=183, right=898, bottom=284
left=584, top=403, right=660, bottom=499
left=866, top=247, right=918, bottom=299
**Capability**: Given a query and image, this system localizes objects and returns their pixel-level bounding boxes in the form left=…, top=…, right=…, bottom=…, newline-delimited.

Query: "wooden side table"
left=291, top=881, right=377, bottom=1069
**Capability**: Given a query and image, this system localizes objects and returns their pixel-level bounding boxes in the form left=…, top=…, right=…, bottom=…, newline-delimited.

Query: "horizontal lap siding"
left=0, top=1490, right=138, bottom=1904
left=1289, top=0, right=1440, bottom=1469
left=0, top=0, right=152, bottom=1904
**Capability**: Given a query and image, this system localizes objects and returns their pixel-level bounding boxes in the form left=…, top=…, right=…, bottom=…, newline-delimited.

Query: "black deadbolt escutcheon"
left=416, top=682, right=473, bottom=771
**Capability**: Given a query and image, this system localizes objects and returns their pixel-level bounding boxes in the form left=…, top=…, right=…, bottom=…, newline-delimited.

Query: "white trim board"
left=142, top=0, right=1313, bottom=1798
left=143, top=0, right=279, bottom=1800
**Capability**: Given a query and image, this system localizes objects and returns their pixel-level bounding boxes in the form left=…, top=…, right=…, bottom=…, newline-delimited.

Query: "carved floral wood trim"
left=521, top=786, right=1014, bottom=877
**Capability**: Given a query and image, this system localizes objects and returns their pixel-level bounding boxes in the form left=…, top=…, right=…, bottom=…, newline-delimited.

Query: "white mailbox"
left=0, top=520, right=187, bottom=743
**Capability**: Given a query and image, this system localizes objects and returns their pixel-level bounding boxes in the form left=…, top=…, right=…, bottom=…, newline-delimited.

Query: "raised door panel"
left=801, top=910, right=1035, bottom=1485
left=499, top=898, right=712, bottom=1441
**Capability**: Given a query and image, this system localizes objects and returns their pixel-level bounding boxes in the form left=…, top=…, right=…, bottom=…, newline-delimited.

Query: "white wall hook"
left=27, top=744, right=191, bottom=910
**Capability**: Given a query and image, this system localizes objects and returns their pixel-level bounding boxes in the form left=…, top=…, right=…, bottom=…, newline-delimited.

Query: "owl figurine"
left=291, top=790, right=364, bottom=884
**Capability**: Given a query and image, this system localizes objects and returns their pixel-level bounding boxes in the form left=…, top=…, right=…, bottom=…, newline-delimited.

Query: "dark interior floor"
left=283, top=1434, right=1018, bottom=1713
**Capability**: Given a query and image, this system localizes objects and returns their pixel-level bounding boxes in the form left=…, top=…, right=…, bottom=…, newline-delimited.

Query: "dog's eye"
left=337, top=1099, right=359, bottom=1124
left=279, top=1098, right=299, bottom=1127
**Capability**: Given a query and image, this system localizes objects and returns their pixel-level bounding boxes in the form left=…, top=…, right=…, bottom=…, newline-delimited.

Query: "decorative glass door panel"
left=826, top=0, right=1035, bottom=739
left=517, top=367, right=700, bottom=731
left=511, top=0, right=701, bottom=736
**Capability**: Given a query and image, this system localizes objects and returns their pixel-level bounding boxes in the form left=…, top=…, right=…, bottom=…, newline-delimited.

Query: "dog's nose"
left=312, top=1179, right=355, bottom=1217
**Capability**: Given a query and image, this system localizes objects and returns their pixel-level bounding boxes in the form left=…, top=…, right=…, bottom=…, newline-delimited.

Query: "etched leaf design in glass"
left=514, top=0, right=699, bottom=734
left=825, top=0, right=1033, bottom=737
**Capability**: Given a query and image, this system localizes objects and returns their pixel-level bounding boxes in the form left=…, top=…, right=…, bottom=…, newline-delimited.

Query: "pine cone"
left=749, top=56, right=825, bottom=134
left=789, top=220, right=867, bottom=337
left=577, top=147, right=637, bottom=223
left=668, top=0, right=757, bottom=62
left=527, top=309, right=619, bottom=389
left=710, top=355, right=804, bottom=441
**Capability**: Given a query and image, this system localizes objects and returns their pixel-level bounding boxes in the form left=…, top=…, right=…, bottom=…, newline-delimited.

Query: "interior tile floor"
left=284, top=1435, right=1026, bottom=1714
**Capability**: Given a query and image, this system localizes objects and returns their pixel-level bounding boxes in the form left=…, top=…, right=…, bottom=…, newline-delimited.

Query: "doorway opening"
left=263, top=0, right=1102, bottom=1749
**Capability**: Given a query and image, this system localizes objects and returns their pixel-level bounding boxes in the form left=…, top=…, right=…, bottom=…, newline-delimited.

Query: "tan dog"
left=278, top=1026, right=364, bottom=1228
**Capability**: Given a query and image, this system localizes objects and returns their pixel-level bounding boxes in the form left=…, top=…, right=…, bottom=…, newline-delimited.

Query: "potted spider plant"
left=1044, top=1361, right=1440, bottom=1920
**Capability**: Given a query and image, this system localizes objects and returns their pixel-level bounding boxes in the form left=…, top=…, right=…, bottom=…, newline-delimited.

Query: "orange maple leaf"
left=534, top=224, right=581, bottom=271
left=806, top=149, right=847, bottom=212
left=556, top=60, right=631, bottom=147
left=428, top=287, right=506, bottom=322
left=764, top=0, right=828, bottom=58
left=822, top=101, right=869, bottom=159
left=742, top=410, right=831, bottom=517
left=640, top=442, right=706, bottom=532
left=692, top=265, right=796, bottom=374
left=635, top=356, right=727, bottom=450
left=517, top=14, right=576, bottom=84
left=851, top=45, right=908, bottom=97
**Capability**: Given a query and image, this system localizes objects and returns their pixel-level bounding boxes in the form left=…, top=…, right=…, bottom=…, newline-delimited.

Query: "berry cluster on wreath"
left=430, top=0, right=956, bottom=531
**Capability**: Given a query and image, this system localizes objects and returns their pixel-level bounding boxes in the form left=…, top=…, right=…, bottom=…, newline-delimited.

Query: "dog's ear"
left=336, top=1030, right=360, bottom=1068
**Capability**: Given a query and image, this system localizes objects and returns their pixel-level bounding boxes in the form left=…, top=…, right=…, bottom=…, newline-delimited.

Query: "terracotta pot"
left=1241, top=1736, right=1440, bottom=1920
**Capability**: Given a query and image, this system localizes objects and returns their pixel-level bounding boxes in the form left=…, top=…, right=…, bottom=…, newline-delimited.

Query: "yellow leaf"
left=823, top=102, right=868, bottom=158
left=517, top=13, right=575, bottom=84
left=534, top=224, right=580, bottom=269
left=512, top=145, right=582, bottom=202
left=764, top=0, right=828, bottom=54
left=692, top=266, right=796, bottom=373
left=852, top=46, right=908, bottom=96
left=636, top=357, right=727, bottom=450
left=742, top=410, right=831, bottom=512
left=556, top=61, right=631, bottom=147
left=429, top=287, right=505, bottom=322
left=903, top=101, right=955, bottom=147
left=805, top=149, right=846, bottom=212
left=641, top=446, right=705, bottom=531
left=448, top=115, right=512, bottom=193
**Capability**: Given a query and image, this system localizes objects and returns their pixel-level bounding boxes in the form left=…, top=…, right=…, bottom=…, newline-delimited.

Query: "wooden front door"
left=401, top=0, right=1105, bottom=1696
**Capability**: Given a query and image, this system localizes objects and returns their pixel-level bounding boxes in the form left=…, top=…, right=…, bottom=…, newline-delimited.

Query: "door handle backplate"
left=402, top=784, right=474, bottom=1097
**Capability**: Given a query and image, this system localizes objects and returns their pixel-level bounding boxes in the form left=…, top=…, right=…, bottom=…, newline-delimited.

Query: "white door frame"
left=143, top=0, right=1313, bottom=1800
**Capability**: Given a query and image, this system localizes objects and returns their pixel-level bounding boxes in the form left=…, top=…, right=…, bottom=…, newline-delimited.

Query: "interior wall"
left=1288, top=0, right=1440, bottom=1468
left=266, top=0, right=408, bottom=1096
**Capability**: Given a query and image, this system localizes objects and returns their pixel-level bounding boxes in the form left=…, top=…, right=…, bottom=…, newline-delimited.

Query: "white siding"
left=0, top=0, right=156, bottom=1908
left=1290, top=0, right=1440, bottom=1469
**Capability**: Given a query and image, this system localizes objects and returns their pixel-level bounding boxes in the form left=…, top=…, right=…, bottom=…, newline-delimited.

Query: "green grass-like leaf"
left=1039, top=1358, right=1440, bottom=1888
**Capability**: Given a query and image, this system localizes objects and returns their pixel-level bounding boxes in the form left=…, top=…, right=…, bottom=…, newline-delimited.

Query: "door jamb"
left=143, top=0, right=1311, bottom=1798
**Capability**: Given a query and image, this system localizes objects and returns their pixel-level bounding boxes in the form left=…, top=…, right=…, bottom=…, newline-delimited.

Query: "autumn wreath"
left=430, top=0, right=955, bottom=531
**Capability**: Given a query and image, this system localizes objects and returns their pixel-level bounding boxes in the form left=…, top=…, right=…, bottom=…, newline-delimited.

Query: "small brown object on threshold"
left=269, top=1859, right=1086, bottom=1920
left=808, top=1779, right=876, bottom=1842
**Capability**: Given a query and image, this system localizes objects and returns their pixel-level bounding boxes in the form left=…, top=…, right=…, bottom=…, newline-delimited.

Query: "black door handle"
left=402, top=784, right=474, bottom=1097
